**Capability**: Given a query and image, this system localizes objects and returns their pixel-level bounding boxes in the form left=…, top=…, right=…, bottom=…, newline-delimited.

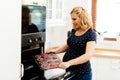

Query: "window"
left=46, top=0, right=63, bottom=22
left=96, top=0, right=120, bottom=39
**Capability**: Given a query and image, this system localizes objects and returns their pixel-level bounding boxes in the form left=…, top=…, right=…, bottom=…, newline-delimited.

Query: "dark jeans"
left=73, top=72, right=92, bottom=80
left=62, top=71, right=92, bottom=80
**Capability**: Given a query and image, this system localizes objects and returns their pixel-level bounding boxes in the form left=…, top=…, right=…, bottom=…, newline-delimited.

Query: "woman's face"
left=71, top=13, right=81, bottom=30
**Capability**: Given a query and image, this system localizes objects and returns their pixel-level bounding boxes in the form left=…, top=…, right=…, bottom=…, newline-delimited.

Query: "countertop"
left=93, top=48, right=120, bottom=59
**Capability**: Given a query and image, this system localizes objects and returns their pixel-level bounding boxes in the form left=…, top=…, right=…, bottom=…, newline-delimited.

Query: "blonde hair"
left=71, top=6, right=93, bottom=30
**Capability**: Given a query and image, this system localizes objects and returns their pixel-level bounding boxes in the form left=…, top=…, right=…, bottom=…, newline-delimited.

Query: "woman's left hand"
left=58, top=62, right=71, bottom=69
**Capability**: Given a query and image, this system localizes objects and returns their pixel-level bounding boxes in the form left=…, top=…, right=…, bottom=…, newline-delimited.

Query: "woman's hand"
left=45, top=48, right=57, bottom=54
left=58, top=62, right=71, bottom=69
left=45, top=46, right=59, bottom=53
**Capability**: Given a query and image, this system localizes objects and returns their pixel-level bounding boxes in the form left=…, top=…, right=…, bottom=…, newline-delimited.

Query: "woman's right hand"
left=45, top=46, right=59, bottom=53
left=45, top=49, right=56, bottom=53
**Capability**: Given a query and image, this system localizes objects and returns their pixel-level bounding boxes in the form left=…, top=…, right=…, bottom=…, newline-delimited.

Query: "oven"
left=21, top=32, right=46, bottom=80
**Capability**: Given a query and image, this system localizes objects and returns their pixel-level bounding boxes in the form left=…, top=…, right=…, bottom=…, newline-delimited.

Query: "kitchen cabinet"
left=91, top=57, right=120, bottom=80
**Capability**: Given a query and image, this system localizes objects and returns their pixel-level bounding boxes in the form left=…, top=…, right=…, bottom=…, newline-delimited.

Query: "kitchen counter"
left=93, top=48, right=120, bottom=59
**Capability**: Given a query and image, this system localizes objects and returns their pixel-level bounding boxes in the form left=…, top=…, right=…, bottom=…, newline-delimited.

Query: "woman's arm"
left=55, top=44, right=69, bottom=53
left=59, top=41, right=96, bottom=69
left=46, top=44, right=69, bottom=54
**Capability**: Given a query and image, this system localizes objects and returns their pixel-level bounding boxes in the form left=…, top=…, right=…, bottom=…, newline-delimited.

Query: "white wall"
left=45, top=25, right=67, bottom=48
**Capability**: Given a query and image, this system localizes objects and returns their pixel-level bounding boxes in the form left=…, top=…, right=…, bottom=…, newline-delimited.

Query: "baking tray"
left=34, top=52, right=61, bottom=70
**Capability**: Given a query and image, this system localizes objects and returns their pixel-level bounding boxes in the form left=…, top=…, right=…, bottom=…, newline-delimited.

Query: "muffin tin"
left=35, top=52, right=61, bottom=70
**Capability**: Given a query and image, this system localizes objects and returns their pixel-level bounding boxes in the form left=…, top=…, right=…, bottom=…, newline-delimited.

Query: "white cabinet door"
left=108, top=58, right=120, bottom=80
left=91, top=57, right=99, bottom=80
left=91, top=57, right=120, bottom=80
left=96, top=57, right=112, bottom=80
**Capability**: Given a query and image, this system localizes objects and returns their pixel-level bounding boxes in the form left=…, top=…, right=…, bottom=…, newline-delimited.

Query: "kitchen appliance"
left=21, top=32, right=46, bottom=80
